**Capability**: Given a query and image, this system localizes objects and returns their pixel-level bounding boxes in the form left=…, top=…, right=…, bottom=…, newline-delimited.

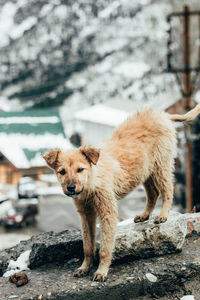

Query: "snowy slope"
left=0, top=0, right=195, bottom=111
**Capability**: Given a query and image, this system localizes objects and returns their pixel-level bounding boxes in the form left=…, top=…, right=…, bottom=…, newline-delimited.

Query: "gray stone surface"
left=0, top=230, right=83, bottom=276
left=1, top=212, right=200, bottom=277
left=29, top=230, right=83, bottom=269
left=113, top=212, right=188, bottom=261
left=0, top=236, right=200, bottom=300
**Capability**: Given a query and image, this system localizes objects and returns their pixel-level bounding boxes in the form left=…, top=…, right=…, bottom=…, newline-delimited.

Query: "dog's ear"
left=43, top=149, right=61, bottom=169
left=80, top=147, right=100, bottom=165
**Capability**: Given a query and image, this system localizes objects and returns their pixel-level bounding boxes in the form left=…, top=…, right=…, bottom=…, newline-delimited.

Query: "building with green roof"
left=0, top=110, right=72, bottom=184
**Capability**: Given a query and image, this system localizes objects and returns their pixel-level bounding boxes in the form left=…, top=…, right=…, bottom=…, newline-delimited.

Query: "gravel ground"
left=0, top=236, right=199, bottom=300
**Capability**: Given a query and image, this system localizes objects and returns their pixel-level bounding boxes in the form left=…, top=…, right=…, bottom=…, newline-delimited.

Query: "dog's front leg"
left=93, top=193, right=118, bottom=282
left=74, top=204, right=97, bottom=277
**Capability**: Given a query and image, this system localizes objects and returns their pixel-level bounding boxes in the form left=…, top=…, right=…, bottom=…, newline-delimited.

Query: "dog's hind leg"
left=154, top=168, right=173, bottom=224
left=74, top=203, right=97, bottom=277
left=134, top=176, right=159, bottom=223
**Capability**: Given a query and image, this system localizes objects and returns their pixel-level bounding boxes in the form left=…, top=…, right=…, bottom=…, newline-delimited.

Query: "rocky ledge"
left=0, top=212, right=200, bottom=300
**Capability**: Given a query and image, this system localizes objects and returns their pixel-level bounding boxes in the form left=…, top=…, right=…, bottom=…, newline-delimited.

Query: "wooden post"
left=183, top=5, right=193, bottom=212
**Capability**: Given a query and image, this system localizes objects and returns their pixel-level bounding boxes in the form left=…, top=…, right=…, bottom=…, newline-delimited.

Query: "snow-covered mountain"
left=0, top=0, right=196, bottom=111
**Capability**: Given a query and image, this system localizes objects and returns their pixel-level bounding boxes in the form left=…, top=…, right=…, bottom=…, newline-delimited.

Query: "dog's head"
left=43, top=147, right=100, bottom=197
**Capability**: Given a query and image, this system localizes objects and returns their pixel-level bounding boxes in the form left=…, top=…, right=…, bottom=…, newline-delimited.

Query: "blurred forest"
left=0, top=0, right=199, bottom=112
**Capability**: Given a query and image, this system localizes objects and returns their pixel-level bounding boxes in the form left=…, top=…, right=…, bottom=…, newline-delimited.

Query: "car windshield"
left=14, top=206, right=26, bottom=213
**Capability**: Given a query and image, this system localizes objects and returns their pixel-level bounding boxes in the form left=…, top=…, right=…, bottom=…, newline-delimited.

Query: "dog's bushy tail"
left=169, top=103, right=200, bottom=122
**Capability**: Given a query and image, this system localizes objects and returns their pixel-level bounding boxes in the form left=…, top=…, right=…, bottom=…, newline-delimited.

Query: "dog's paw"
left=74, top=268, right=89, bottom=278
left=134, top=214, right=149, bottom=223
left=154, top=216, right=167, bottom=224
left=93, top=272, right=107, bottom=282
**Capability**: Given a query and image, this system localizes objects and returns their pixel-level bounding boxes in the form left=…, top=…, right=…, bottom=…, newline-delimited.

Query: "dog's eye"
left=58, top=169, right=66, bottom=175
left=77, top=168, right=84, bottom=173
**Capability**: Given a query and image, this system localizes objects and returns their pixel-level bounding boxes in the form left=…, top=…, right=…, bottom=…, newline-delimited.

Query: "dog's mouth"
left=64, top=190, right=83, bottom=197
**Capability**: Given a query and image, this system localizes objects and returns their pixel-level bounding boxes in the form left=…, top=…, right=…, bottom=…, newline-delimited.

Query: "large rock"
left=0, top=234, right=200, bottom=300
left=29, top=230, right=83, bottom=269
left=0, top=230, right=82, bottom=276
left=113, top=212, right=188, bottom=261
left=113, top=212, right=200, bottom=261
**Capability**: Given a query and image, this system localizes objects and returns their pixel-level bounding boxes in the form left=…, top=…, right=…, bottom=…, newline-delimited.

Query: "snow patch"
left=0, top=2, right=37, bottom=46
left=0, top=116, right=59, bottom=124
left=0, top=142, right=30, bottom=168
left=180, top=296, right=195, bottom=300
left=99, top=1, right=121, bottom=19
left=0, top=2, right=18, bottom=47
left=54, top=5, right=68, bottom=19
left=40, top=4, right=54, bottom=18
left=114, top=62, right=150, bottom=79
left=75, top=104, right=129, bottom=127
left=145, top=273, right=158, bottom=283
left=10, top=16, right=37, bottom=40
left=29, top=152, right=45, bottom=167
left=17, top=0, right=27, bottom=6
left=3, top=250, right=31, bottom=277
left=0, top=96, right=11, bottom=112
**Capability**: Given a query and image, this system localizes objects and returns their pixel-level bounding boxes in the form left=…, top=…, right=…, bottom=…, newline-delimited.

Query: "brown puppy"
left=44, top=104, right=200, bottom=281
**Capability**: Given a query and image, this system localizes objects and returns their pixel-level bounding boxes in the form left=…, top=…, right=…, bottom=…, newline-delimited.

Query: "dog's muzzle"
left=65, top=184, right=82, bottom=197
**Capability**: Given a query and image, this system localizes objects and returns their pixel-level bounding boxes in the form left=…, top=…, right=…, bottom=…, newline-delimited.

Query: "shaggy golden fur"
left=43, top=104, right=200, bottom=282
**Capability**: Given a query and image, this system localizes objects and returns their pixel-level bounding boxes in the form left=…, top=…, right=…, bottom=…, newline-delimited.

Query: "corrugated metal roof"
left=0, top=109, right=65, bottom=136
left=0, top=109, right=72, bottom=168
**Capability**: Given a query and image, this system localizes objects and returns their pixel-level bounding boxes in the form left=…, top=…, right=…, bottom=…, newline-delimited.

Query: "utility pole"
left=183, top=5, right=193, bottom=212
left=166, top=6, right=200, bottom=212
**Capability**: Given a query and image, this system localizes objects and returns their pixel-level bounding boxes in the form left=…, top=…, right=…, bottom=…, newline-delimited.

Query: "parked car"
left=4, top=202, right=38, bottom=228
left=17, top=177, right=38, bottom=199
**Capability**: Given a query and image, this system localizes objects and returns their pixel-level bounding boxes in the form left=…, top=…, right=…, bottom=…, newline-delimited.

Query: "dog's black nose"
left=67, top=184, right=76, bottom=192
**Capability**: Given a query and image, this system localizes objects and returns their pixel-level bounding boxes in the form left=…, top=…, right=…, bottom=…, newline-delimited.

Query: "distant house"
left=0, top=110, right=72, bottom=185
left=75, top=103, right=128, bottom=145
left=74, top=95, right=189, bottom=146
